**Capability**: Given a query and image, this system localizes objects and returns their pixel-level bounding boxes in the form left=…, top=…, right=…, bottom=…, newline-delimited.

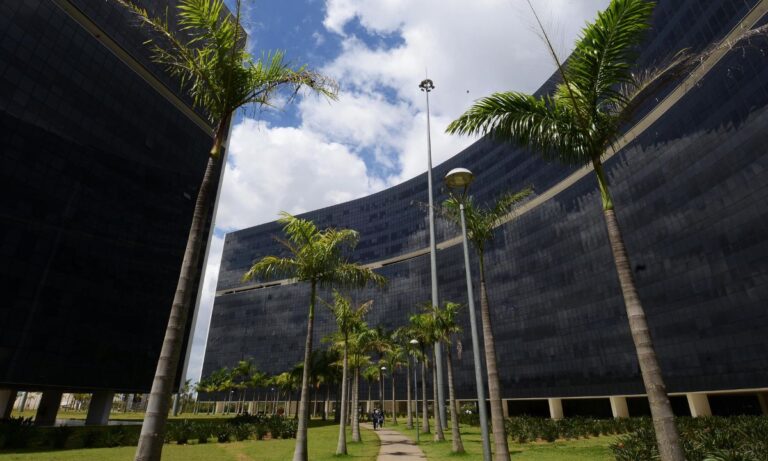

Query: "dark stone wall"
left=0, top=0, right=216, bottom=392
left=205, top=0, right=768, bottom=399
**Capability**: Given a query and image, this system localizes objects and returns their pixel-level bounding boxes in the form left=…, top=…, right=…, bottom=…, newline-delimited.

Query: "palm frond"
left=242, top=255, right=297, bottom=282
left=446, top=92, right=590, bottom=165
left=567, top=0, right=655, bottom=109
left=278, top=212, right=318, bottom=246
left=324, top=263, right=385, bottom=289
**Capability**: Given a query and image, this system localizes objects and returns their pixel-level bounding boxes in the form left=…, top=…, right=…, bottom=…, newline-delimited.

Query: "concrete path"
left=363, top=423, right=427, bottom=460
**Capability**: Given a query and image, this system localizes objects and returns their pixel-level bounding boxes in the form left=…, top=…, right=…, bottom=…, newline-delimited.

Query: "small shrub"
left=193, top=422, right=212, bottom=444
left=0, top=417, right=35, bottom=449
left=232, top=423, right=252, bottom=441
left=215, top=424, right=233, bottom=443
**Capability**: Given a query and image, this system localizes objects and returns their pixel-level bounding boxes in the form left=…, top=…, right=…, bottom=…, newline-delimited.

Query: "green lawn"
left=390, top=419, right=616, bottom=461
left=0, top=420, right=380, bottom=461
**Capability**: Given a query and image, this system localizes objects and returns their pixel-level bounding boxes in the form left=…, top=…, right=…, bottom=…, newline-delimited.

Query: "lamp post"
left=419, top=77, right=447, bottom=429
left=380, top=366, right=386, bottom=418
left=444, top=167, right=491, bottom=461
left=409, top=339, right=420, bottom=444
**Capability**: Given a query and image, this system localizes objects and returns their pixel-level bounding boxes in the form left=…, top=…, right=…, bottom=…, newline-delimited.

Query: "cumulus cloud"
left=186, top=0, right=609, bottom=383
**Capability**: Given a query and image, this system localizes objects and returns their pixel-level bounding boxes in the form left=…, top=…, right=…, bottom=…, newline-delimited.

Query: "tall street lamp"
left=444, top=167, right=491, bottom=461
left=380, top=365, right=387, bottom=417
left=409, top=339, right=420, bottom=444
left=419, top=77, right=447, bottom=429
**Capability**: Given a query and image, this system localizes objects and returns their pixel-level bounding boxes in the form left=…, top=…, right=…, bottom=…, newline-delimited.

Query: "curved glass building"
left=204, top=0, right=768, bottom=417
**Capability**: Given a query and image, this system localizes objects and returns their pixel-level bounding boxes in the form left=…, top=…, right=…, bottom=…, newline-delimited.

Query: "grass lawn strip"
left=390, top=419, right=615, bottom=460
left=0, top=420, right=379, bottom=461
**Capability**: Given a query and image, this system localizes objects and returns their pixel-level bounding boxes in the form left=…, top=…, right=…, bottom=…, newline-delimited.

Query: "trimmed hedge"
left=504, top=416, right=644, bottom=443
left=0, top=417, right=141, bottom=450
left=0, top=414, right=297, bottom=450
left=611, top=416, right=768, bottom=461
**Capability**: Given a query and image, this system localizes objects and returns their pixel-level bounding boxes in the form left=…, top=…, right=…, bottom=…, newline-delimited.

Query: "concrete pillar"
left=35, top=391, right=63, bottom=426
left=548, top=398, right=564, bottom=420
left=757, top=392, right=768, bottom=415
left=502, top=399, right=509, bottom=418
left=215, top=401, right=225, bottom=414
left=0, top=389, right=17, bottom=418
left=609, top=396, right=630, bottom=418
left=125, top=394, right=134, bottom=412
left=248, top=401, right=257, bottom=414
left=687, top=393, right=712, bottom=417
left=19, top=392, right=29, bottom=412
left=86, top=391, right=114, bottom=425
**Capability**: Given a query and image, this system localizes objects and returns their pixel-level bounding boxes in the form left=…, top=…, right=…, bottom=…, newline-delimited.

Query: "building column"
left=755, top=392, right=768, bottom=415
left=125, top=394, right=134, bottom=412
left=0, top=389, right=17, bottom=419
left=686, top=393, right=711, bottom=417
left=215, top=401, right=225, bottom=414
left=86, top=391, right=114, bottom=425
left=548, top=398, right=564, bottom=420
left=502, top=399, right=509, bottom=418
left=609, top=396, right=629, bottom=418
left=35, top=391, right=63, bottom=426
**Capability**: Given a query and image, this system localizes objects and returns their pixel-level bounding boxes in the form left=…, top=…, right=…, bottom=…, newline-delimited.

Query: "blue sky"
left=185, top=0, right=610, bottom=384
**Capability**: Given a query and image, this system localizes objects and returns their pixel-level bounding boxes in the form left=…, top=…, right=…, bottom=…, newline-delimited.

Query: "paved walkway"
left=363, top=423, right=427, bottom=460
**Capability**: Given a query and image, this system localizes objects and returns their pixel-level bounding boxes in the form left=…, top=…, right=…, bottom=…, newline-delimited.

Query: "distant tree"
left=114, top=1, right=338, bottom=458
left=243, top=213, right=384, bottom=460
left=408, top=313, right=434, bottom=436
left=326, top=292, right=372, bottom=454
left=425, top=302, right=465, bottom=453
left=382, top=340, right=406, bottom=425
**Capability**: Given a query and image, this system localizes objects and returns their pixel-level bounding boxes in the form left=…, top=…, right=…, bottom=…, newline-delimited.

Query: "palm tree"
left=352, top=323, right=389, bottom=442
left=361, top=364, right=381, bottom=416
left=326, top=292, right=372, bottom=454
left=383, top=341, right=406, bottom=425
left=446, top=1, right=688, bottom=458
left=426, top=302, right=465, bottom=453
left=232, top=360, right=255, bottom=414
left=440, top=187, right=532, bottom=459
left=392, top=327, right=415, bottom=430
left=243, top=213, right=385, bottom=461
left=114, top=2, right=338, bottom=459
left=408, top=312, right=436, bottom=437
left=247, top=368, right=268, bottom=415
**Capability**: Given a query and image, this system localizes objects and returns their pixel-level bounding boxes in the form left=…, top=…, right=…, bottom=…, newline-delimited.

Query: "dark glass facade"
left=205, top=1, right=768, bottom=402
left=0, top=0, right=218, bottom=392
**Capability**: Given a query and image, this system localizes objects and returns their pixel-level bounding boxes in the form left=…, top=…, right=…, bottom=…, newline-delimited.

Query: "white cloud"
left=187, top=0, right=610, bottom=382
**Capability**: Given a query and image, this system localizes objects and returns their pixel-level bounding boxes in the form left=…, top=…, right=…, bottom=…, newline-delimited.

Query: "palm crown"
left=442, top=188, right=532, bottom=254
left=446, top=0, right=654, bottom=168
left=243, top=212, right=385, bottom=288
left=116, top=0, right=337, bottom=157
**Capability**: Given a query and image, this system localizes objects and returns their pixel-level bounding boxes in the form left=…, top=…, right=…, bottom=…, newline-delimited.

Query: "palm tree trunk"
left=432, top=356, right=445, bottom=441
left=312, top=385, right=317, bottom=419
left=391, top=373, right=397, bottom=425
left=324, top=385, right=330, bottom=421
left=478, top=257, right=510, bottom=461
left=594, top=160, right=684, bottom=461
left=365, top=381, right=373, bottom=414
left=336, top=339, right=349, bottom=454
left=446, top=344, right=464, bottom=453
left=352, top=367, right=361, bottom=442
left=421, top=359, right=430, bottom=434
left=406, top=362, right=413, bottom=429
left=133, top=114, right=230, bottom=461
left=292, top=280, right=317, bottom=461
